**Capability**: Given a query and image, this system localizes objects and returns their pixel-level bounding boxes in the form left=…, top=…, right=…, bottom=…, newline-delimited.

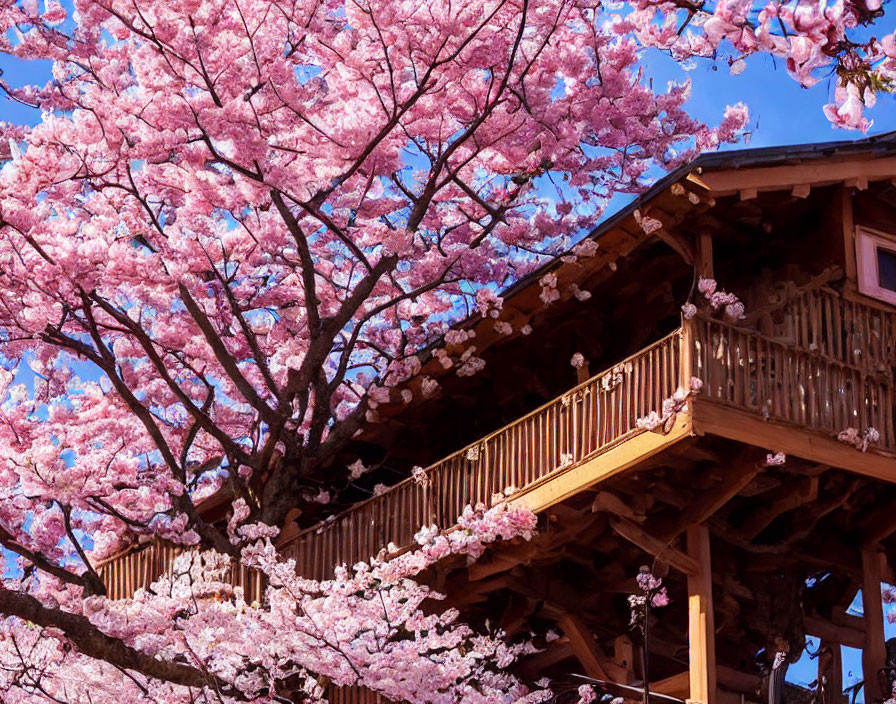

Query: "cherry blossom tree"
left=0, top=0, right=890, bottom=701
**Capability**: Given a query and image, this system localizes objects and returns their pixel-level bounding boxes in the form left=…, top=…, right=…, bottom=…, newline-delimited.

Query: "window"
left=879, top=246, right=896, bottom=293
left=856, top=226, right=896, bottom=305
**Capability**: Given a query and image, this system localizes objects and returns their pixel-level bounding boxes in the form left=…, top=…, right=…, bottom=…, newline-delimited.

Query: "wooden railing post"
left=680, top=319, right=695, bottom=390
left=687, top=523, right=717, bottom=704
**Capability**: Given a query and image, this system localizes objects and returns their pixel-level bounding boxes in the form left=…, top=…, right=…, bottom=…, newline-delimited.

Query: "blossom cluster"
left=635, top=377, right=703, bottom=432
left=695, top=278, right=746, bottom=320
left=837, top=426, right=881, bottom=452
left=765, top=451, right=787, bottom=466
left=1, top=504, right=542, bottom=704
left=627, top=0, right=895, bottom=131
left=628, top=568, right=670, bottom=630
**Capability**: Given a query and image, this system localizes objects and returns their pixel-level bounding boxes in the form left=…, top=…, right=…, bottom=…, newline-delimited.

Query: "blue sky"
left=3, top=16, right=896, bottom=143
left=644, top=47, right=896, bottom=150
left=2, top=5, right=896, bottom=700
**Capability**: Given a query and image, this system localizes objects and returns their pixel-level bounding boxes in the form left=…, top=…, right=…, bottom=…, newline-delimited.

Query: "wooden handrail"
left=695, top=316, right=896, bottom=451
left=280, top=330, right=685, bottom=578
left=97, top=288, right=896, bottom=596
left=98, top=330, right=684, bottom=594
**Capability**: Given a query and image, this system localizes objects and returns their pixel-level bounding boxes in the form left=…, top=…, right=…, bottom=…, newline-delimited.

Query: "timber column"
left=687, top=524, right=717, bottom=704
left=862, top=544, right=887, bottom=703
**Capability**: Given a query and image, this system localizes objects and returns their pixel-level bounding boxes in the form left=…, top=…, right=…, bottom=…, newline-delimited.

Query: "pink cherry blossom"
left=0, top=0, right=889, bottom=699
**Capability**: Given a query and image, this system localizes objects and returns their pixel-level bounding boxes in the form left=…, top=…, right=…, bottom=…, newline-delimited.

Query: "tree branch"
left=0, top=587, right=237, bottom=695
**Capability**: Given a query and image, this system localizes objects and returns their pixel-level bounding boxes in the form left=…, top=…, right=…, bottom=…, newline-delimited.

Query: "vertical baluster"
left=553, top=403, right=560, bottom=471
left=527, top=414, right=536, bottom=484
left=807, top=354, right=817, bottom=431
left=824, top=292, right=834, bottom=359
left=703, top=321, right=713, bottom=400
left=834, top=293, right=844, bottom=361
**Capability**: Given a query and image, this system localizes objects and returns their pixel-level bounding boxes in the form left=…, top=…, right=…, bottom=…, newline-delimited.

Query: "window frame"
left=856, top=225, right=896, bottom=306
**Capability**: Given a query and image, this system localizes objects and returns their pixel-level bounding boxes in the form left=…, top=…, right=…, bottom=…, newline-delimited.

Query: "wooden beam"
left=572, top=676, right=689, bottom=704
left=517, top=641, right=574, bottom=680
left=699, top=156, right=896, bottom=196
left=687, top=524, right=717, bottom=704
left=804, top=615, right=865, bottom=650
left=450, top=574, right=515, bottom=606
left=466, top=542, right=539, bottom=581
left=697, top=232, right=714, bottom=279
left=508, top=413, right=693, bottom=514
left=690, top=400, right=896, bottom=484
left=610, top=516, right=700, bottom=576
left=655, top=227, right=696, bottom=266
left=737, top=476, right=818, bottom=540
left=862, top=497, right=896, bottom=544
left=711, top=519, right=862, bottom=577
left=652, top=671, right=690, bottom=699
left=862, top=545, right=887, bottom=704
left=650, top=458, right=762, bottom=542
left=555, top=612, right=611, bottom=680
left=686, top=173, right=712, bottom=191
left=592, top=490, right=646, bottom=522
left=716, top=665, right=760, bottom=695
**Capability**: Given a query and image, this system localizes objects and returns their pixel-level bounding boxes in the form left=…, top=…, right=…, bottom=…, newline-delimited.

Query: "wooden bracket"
left=655, top=227, right=696, bottom=266
left=610, top=516, right=699, bottom=575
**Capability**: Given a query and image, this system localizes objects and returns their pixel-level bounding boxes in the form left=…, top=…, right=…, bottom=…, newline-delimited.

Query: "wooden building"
left=98, top=132, right=896, bottom=704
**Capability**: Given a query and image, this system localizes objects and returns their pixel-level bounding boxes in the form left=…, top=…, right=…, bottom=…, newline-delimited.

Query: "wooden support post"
left=862, top=545, right=887, bottom=704
left=577, top=362, right=591, bottom=385
left=840, top=185, right=857, bottom=284
left=697, top=232, right=714, bottom=280
left=818, top=639, right=845, bottom=704
left=687, top=524, right=717, bottom=704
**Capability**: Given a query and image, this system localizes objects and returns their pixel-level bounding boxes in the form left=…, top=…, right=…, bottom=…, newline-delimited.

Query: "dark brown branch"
left=0, top=525, right=97, bottom=595
left=86, top=292, right=253, bottom=465
left=178, top=284, right=278, bottom=424
left=59, top=504, right=107, bottom=597
left=0, top=587, right=235, bottom=694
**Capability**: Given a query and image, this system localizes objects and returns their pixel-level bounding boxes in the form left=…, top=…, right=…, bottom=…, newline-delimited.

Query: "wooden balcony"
left=97, top=287, right=896, bottom=598
left=281, top=329, right=685, bottom=578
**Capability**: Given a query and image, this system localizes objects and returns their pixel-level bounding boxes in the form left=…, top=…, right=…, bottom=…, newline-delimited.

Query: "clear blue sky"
left=645, top=46, right=896, bottom=149
left=3, top=5, right=896, bottom=700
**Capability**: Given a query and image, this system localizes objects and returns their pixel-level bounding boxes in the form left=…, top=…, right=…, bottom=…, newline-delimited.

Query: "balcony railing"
left=280, top=330, right=683, bottom=578
left=695, top=316, right=895, bottom=445
left=97, top=288, right=895, bottom=597
left=98, top=538, right=267, bottom=604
